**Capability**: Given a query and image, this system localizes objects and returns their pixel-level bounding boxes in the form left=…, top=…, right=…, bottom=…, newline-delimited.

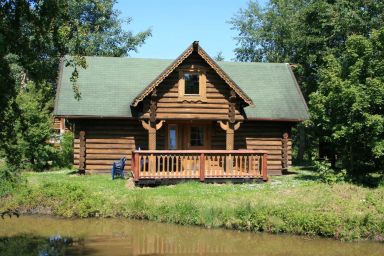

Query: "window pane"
left=169, top=126, right=177, bottom=150
left=190, top=126, right=204, bottom=146
left=184, top=73, right=199, bottom=95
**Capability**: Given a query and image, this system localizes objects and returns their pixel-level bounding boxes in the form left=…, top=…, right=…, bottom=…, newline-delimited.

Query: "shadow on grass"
left=288, top=165, right=383, bottom=188
left=348, top=173, right=384, bottom=188
left=66, top=170, right=78, bottom=175
left=283, top=165, right=324, bottom=182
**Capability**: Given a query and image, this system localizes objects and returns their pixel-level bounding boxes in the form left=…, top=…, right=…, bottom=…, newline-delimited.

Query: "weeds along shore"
left=1, top=169, right=383, bottom=242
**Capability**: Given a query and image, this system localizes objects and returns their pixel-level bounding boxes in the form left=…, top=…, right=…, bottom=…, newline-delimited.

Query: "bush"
left=54, top=131, right=74, bottom=168
left=0, top=165, right=22, bottom=197
left=314, top=160, right=347, bottom=184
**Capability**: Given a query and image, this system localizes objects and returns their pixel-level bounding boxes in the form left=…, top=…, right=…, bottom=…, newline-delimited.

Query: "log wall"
left=72, top=119, right=293, bottom=175
left=212, top=121, right=292, bottom=175
left=72, top=119, right=166, bottom=173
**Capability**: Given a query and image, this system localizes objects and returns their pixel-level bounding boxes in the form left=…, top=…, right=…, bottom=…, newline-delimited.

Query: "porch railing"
left=131, top=150, right=268, bottom=181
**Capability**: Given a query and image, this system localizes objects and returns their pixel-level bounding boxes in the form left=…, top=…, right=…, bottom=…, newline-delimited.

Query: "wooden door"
left=166, top=122, right=211, bottom=150
left=185, top=124, right=210, bottom=150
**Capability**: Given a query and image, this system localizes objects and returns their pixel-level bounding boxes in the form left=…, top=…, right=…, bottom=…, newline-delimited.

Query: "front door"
left=185, top=125, right=209, bottom=149
left=166, top=122, right=211, bottom=150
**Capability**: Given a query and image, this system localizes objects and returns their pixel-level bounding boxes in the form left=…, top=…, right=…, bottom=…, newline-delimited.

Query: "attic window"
left=184, top=73, right=199, bottom=95
left=178, top=65, right=207, bottom=102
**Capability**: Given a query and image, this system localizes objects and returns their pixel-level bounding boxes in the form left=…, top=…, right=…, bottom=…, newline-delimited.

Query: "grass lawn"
left=1, top=167, right=384, bottom=241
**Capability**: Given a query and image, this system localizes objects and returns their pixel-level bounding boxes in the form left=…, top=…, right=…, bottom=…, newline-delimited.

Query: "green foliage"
left=313, top=160, right=347, bottom=184
left=14, top=82, right=55, bottom=171
left=310, top=29, right=384, bottom=174
left=18, top=181, right=103, bottom=217
left=0, top=0, right=151, bottom=178
left=230, top=0, right=384, bottom=173
left=213, top=51, right=225, bottom=61
left=0, top=168, right=17, bottom=198
left=55, top=132, right=75, bottom=168
left=0, top=161, right=23, bottom=198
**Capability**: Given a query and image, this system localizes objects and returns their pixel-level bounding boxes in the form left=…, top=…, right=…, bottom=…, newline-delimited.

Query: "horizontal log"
left=75, top=148, right=133, bottom=154
left=157, top=103, right=229, bottom=109
left=158, top=92, right=227, bottom=99
left=84, top=131, right=145, bottom=136
left=156, top=108, right=232, bottom=114
left=86, top=165, right=115, bottom=170
left=84, top=127, right=145, bottom=132
left=245, top=140, right=283, bottom=146
left=158, top=108, right=229, bottom=114
left=78, top=144, right=134, bottom=149
left=158, top=86, right=229, bottom=94
left=79, top=122, right=140, bottom=127
left=86, top=164, right=133, bottom=170
left=153, top=113, right=244, bottom=120
left=81, top=159, right=132, bottom=165
left=75, top=154, right=132, bottom=160
left=74, top=138, right=135, bottom=144
left=158, top=98, right=228, bottom=104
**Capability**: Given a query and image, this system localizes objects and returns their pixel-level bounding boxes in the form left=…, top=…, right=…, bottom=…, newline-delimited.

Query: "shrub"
left=0, top=165, right=22, bottom=197
left=54, top=131, right=74, bottom=168
left=314, top=160, right=347, bottom=184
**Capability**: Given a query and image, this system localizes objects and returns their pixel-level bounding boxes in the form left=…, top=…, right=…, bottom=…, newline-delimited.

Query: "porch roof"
left=54, top=56, right=309, bottom=121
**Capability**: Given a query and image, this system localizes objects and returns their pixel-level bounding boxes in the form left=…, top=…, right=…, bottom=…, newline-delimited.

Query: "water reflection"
left=0, top=216, right=383, bottom=256
left=0, top=234, right=76, bottom=256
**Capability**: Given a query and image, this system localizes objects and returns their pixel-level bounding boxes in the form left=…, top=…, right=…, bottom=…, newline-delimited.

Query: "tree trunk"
left=297, top=124, right=306, bottom=164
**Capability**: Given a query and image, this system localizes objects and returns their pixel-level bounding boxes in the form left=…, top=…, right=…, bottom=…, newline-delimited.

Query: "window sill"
left=177, top=96, right=207, bottom=103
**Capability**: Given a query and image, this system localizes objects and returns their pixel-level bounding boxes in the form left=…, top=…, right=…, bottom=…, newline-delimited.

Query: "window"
left=168, top=125, right=177, bottom=150
left=49, top=128, right=62, bottom=144
left=178, top=65, right=207, bottom=102
left=184, top=73, right=199, bottom=95
left=190, top=126, right=205, bottom=146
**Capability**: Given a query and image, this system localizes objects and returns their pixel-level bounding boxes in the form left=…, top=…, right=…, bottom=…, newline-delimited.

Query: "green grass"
left=1, top=168, right=384, bottom=241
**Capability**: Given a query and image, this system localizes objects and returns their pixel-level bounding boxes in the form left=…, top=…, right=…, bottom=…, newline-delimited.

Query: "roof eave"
left=53, top=57, right=65, bottom=116
left=130, top=44, right=195, bottom=107
left=196, top=46, right=253, bottom=106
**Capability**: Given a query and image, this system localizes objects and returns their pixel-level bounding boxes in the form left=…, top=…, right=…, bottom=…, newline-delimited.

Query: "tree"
left=214, top=51, right=225, bottom=61
left=230, top=0, right=384, bottom=96
left=310, top=30, right=384, bottom=174
left=230, top=0, right=384, bottom=174
left=0, top=0, right=151, bottom=172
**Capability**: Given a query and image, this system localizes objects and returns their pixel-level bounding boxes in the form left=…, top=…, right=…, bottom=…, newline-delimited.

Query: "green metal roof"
left=54, top=56, right=309, bottom=120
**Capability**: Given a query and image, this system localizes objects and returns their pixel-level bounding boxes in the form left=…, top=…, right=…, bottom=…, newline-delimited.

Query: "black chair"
left=111, top=157, right=126, bottom=180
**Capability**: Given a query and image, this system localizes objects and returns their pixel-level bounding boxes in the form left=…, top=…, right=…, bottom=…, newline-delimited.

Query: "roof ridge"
left=64, top=55, right=292, bottom=66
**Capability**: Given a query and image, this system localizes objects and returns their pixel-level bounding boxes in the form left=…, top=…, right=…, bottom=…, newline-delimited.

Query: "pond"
left=0, top=216, right=383, bottom=255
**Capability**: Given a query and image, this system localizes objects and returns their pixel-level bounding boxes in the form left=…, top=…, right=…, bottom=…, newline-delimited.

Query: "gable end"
left=131, top=41, right=253, bottom=107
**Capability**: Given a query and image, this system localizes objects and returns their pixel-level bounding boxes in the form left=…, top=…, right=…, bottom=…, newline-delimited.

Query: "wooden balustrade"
left=131, top=150, right=268, bottom=182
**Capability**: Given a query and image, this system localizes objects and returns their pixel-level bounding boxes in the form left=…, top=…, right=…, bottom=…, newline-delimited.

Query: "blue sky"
left=115, top=0, right=267, bottom=61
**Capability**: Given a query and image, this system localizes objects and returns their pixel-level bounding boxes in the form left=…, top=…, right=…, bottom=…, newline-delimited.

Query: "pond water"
left=0, top=216, right=383, bottom=256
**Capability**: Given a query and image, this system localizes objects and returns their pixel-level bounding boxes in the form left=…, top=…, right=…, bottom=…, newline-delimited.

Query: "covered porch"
left=134, top=110, right=270, bottom=183
left=131, top=149, right=268, bottom=184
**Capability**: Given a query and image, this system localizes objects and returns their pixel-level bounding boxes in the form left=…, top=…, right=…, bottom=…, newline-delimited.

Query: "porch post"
left=218, top=121, right=241, bottom=150
left=219, top=121, right=241, bottom=173
left=221, top=89, right=241, bottom=150
left=141, top=89, right=165, bottom=150
left=141, top=120, right=165, bottom=150
left=148, top=122, right=157, bottom=150
left=79, top=130, right=86, bottom=174
left=282, top=132, right=289, bottom=170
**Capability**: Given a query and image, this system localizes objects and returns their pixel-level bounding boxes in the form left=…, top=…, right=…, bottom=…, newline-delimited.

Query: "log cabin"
left=54, top=41, right=309, bottom=184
